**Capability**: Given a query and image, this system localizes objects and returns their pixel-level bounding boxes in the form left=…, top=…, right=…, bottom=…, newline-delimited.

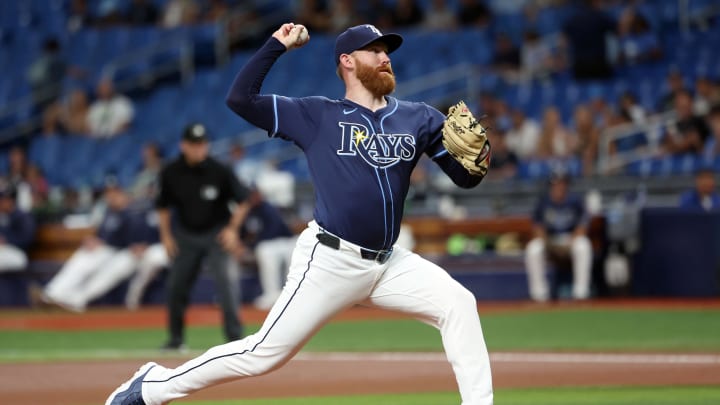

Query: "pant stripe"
left=145, top=241, right=320, bottom=384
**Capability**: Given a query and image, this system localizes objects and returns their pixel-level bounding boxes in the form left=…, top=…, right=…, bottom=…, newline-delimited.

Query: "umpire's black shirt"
left=156, top=156, right=249, bottom=232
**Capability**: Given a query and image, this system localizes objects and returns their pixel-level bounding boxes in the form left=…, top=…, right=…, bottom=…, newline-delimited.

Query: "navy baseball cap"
left=334, top=24, right=403, bottom=65
left=182, top=123, right=209, bottom=143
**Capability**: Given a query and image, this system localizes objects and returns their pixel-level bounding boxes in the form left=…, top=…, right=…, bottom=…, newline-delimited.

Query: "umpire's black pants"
left=167, top=224, right=242, bottom=345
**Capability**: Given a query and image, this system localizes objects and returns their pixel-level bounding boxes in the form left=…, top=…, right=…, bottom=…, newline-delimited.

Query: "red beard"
left=356, top=60, right=396, bottom=97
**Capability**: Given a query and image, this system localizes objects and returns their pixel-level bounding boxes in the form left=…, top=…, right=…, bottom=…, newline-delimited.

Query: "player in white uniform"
left=107, top=23, right=494, bottom=405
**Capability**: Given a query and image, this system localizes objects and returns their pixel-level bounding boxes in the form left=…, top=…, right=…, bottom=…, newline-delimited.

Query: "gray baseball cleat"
left=105, top=362, right=157, bottom=405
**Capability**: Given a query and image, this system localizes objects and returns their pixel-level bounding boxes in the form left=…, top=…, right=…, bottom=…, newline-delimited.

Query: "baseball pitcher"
left=108, top=23, right=493, bottom=405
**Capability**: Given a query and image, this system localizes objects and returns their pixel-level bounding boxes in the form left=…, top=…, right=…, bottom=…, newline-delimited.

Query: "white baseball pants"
left=0, top=244, right=28, bottom=272
left=524, top=235, right=592, bottom=301
left=141, top=222, right=493, bottom=405
left=44, top=245, right=142, bottom=311
left=125, top=244, right=169, bottom=310
left=253, top=236, right=296, bottom=310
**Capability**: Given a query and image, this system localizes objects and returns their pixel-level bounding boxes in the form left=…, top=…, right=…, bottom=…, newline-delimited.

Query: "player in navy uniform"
left=0, top=185, right=35, bottom=273
left=525, top=172, right=592, bottom=301
left=107, top=23, right=494, bottom=405
left=238, top=192, right=296, bottom=310
left=124, top=203, right=169, bottom=310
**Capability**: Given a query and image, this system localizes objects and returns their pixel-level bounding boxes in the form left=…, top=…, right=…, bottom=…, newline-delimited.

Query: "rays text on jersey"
left=336, top=122, right=416, bottom=168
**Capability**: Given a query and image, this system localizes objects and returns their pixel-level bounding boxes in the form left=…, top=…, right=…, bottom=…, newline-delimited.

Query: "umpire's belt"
left=316, top=232, right=393, bottom=264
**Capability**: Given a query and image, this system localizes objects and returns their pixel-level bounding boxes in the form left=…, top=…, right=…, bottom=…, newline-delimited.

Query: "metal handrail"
left=596, top=111, right=676, bottom=174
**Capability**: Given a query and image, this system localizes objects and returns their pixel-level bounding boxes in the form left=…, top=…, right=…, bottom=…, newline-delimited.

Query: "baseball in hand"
left=295, top=25, right=309, bottom=46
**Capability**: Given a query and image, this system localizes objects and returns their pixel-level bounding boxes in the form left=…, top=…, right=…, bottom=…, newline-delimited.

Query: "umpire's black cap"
left=182, top=123, right=209, bottom=143
left=334, top=24, right=403, bottom=65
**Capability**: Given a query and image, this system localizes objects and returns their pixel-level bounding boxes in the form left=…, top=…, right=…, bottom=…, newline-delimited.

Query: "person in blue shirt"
left=107, top=23, right=493, bottom=405
left=679, top=168, right=720, bottom=211
left=525, top=172, right=593, bottom=302
left=0, top=185, right=35, bottom=273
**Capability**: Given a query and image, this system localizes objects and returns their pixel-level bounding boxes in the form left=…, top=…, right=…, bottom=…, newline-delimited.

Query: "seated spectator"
left=616, top=7, right=662, bottom=66
left=0, top=186, right=36, bottom=273
left=42, top=88, right=91, bottom=135
left=238, top=192, right=296, bottom=310
left=694, top=76, right=720, bottom=117
left=679, top=168, right=720, bottom=211
left=315, top=0, right=355, bottom=33
left=537, top=107, right=576, bottom=159
left=25, top=164, right=49, bottom=211
left=37, top=183, right=133, bottom=312
left=525, top=172, right=592, bottom=301
left=86, top=78, right=135, bottom=138
left=521, top=30, right=557, bottom=81
left=573, top=105, right=600, bottom=176
left=129, top=143, right=164, bottom=203
left=663, top=90, right=710, bottom=155
left=422, top=0, right=457, bottom=30
left=506, top=108, right=540, bottom=159
left=125, top=0, right=159, bottom=25
left=617, top=91, right=647, bottom=125
left=486, top=130, right=518, bottom=180
left=658, top=69, right=688, bottom=112
left=26, top=38, right=66, bottom=114
left=4, top=146, right=34, bottom=212
left=162, top=0, right=201, bottom=27
left=67, top=0, right=95, bottom=32
left=391, top=0, right=424, bottom=28
left=702, top=105, right=720, bottom=160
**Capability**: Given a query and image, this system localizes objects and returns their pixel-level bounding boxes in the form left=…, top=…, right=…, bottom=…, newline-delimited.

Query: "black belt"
left=316, top=232, right=393, bottom=264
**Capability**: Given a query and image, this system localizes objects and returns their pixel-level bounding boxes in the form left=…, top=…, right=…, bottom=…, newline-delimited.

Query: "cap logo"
left=365, top=24, right=382, bottom=36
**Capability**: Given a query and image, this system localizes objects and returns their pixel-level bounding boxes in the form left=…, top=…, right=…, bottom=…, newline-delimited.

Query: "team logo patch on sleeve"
left=336, top=122, right=416, bottom=168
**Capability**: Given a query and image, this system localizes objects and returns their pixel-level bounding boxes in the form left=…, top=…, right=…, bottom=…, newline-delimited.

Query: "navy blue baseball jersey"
left=96, top=208, right=130, bottom=248
left=226, top=38, right=481, bottom=250
left=532, top=194, right=587, bottom=236
left=240, top=201, right=293, bottom=249
left=125, top=205, right=161, bottom=245
left=0, top=208, right=36, bottom=250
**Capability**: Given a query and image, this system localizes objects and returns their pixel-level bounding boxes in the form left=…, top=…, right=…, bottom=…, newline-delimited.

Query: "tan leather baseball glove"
left=441, top=101, right=491, bottom=178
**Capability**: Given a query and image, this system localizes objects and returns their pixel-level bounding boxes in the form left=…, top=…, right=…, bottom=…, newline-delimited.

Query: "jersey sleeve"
left=270, top=96, right=323, bottom=149
left=422, top=104, right=449, bottom=160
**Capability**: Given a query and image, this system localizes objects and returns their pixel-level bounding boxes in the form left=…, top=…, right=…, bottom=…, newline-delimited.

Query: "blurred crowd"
left=3, top=0, right=719, bottom=214
left=3, top=0, right=720, bottom=308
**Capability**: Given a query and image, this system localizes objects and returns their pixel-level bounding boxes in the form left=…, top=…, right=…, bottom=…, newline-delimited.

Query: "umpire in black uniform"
left=156, top=123, right=251, bottom=349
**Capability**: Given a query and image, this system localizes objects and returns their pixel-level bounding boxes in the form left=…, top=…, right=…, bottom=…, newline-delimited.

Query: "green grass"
left=1, top=308, right=719, bottom=361
left=180, top=386, right=720, bottom=405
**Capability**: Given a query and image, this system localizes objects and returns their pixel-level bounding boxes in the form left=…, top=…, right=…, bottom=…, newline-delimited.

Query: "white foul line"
left=294, top=352, right=720, bottom=365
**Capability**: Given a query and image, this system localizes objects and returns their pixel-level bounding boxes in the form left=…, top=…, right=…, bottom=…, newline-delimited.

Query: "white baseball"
left=296, top=26, right=309, bottom=45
